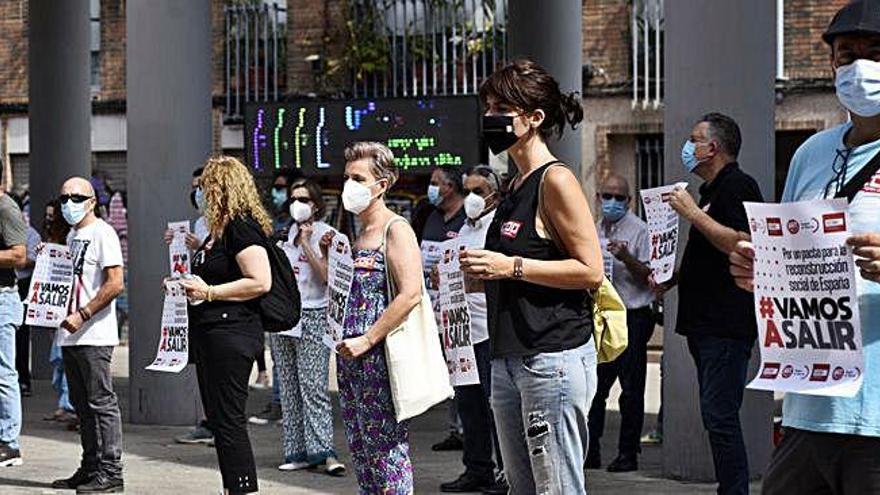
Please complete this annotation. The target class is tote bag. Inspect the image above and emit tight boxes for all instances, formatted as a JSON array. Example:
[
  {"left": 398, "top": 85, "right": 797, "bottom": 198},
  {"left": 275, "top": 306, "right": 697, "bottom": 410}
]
[{"left": 381, "top": 217, "right": 454, "bottom": 422}]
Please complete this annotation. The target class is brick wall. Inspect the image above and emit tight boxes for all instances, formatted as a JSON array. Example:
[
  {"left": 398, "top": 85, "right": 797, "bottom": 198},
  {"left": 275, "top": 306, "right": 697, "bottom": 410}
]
[
  {"left": 783, "top": 0, "right": 848, "bottom": 81},
  {"left": 582, "top": 0, "right": 631, "bottom": 88},
  {"left": 98, "top": 0, "right": 125, "bottom": 101},
  {"left": 0, "top": 0, "right": 28, "bottom": 104},
  {"left": 286, "top": 0, "right": 347, "bottom": 95}
]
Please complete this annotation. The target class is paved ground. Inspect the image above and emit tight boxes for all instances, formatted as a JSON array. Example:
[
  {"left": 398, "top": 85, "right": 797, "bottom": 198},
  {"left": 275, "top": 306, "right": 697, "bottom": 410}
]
[{"left": 0, "top": 346, "right": 759, "bottom": 494}]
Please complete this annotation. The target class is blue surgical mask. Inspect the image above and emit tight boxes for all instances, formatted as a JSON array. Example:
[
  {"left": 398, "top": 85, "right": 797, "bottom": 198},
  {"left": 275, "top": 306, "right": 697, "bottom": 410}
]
[
  {"left": 427, "top": 185, "right": 442, "bottom": 206},
  {"left": 835, "top": 59, "right": 880, "bottom": 118},
  {"left": 61, "top": 201, "right": 88, "bottom": 226},
  {"left": 601, "top": 198, "right": 627, "bottom": 223},
  {"left": 681, "top": 140, "right": 702, "bottom": 173},
  {"left": 194, "top": 187, "right": 206, "bottom": 212},
  {"left": 271, "top": 188, "right": 288, "bottom": 208}
]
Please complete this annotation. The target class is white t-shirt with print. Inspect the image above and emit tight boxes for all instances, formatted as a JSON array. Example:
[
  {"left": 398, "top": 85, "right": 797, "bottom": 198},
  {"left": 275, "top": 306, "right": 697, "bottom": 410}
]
[
  {"left": 57, "top": 219, "right": 124, "bottom": 347},
  {"left": 283, "top": 221, "right": 334, "bottom": 309},
  {"left": 455, "top": 209, "right": 496, "bottom": 345}
]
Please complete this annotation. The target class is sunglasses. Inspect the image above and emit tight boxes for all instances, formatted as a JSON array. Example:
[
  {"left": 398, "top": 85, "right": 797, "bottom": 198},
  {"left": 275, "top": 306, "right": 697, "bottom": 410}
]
[
  {"left": 291, "top": 196, "right": 312, "bottom": 203},
  {"left": 59, "top": 194, "right": 93, "bottom": 204},
  {"left": 272, "top": 185, "right": 288, "bottom": 192},
  {"left": 600, "top": 193, "right": 628, "bottom": 202}
]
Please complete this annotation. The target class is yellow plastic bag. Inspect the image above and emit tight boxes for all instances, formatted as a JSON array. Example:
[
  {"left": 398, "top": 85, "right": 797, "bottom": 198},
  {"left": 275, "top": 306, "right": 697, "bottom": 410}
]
[{"left": 592, "top": 277, "right": 629, "bottom": 363}]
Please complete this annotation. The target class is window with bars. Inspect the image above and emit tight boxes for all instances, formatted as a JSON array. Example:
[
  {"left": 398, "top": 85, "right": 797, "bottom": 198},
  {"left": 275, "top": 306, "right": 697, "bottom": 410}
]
[
  {"left": 631, "top": 0, "right": 663, "bottom": 110},
  {"left": 635, "top": 133, "right": 664, "bottom": 215},
  {"left": 347, "top": 0, "right": 508, "bottom": 99}
]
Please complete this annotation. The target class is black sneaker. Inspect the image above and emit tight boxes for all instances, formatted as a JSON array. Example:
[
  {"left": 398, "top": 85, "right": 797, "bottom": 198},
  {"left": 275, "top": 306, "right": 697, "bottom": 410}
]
[
  {"left": 19, "top": 383, "right": 31, "bottom": 397},
  {"left": 248, "top": 401, "right": 282, "bottom": 425},
  {"left": 0, "top": 442, "right": 22, "bottom": 467},
  {"left": 483, "top": 473, "right": 509, "bottom": 495},
  {"left": 52, "top": 468, "right": 95, "bottom": 489},
  {"left": 606, "top": 454, "right": 638, "bottom": 473},
  {"left": 440, "top": 472, "right": 493, "bottom": 493},
  {"left": 76, "top": 473, "right": 124, "bottom": 493},
  {"left": 584, "top": 450, "right": 601, "bottom": 470},
  {"left": 431, "top": 432, "right": 464, "bottom": 451}
]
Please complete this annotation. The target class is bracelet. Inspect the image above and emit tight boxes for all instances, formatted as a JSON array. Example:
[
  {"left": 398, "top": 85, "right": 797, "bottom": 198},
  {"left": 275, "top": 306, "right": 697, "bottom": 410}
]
[
  {"left": 207, "top": 285, "right": 214, "bottom": 302},
  {"left": 512, "top": 256, "right": 524, "bottom": 279}
]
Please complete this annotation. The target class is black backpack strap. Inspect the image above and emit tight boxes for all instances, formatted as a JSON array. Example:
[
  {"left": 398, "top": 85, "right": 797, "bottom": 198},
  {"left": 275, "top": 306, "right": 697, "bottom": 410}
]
[{"left": 835, "top": 150, "right": 880, "bottom": 203}]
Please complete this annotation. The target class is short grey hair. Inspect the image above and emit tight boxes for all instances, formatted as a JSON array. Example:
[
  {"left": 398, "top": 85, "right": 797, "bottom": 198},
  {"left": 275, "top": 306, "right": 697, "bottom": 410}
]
[{"left": 343, "top": 141, "right": 399, "bottom": 189}]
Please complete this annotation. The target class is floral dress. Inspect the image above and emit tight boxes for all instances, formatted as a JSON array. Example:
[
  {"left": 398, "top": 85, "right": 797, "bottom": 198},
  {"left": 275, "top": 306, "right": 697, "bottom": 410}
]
[{"left": 337, "top": 248, "right": 413, "bottom": 494}]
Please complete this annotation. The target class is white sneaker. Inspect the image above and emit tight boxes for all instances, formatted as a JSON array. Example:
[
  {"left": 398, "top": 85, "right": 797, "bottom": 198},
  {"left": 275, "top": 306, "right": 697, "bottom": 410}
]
[
  {"left": 278, "top": 461, "right": 311, "bottom": 471},
  {"left": 324, "top": 457, "right": 346, "bottom": 476}
]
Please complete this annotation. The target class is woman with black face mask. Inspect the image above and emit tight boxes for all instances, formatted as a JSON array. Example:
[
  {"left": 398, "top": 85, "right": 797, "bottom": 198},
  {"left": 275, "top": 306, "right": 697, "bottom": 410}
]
[{"left": 461, "top": 59, "right": 604, "bottom": 495}]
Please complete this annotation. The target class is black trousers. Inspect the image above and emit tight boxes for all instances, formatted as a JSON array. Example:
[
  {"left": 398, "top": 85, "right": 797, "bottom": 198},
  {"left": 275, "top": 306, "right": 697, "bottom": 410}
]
[
  {"left": 762, "top": 428, "right": 880, "bottom": 495},
  {"left": 456, "top": 340, "right": 503, "bottom": 479},
  {"left": 588, "top": 306, "right": 655, "bottom": 458},
  {"left": 16, "top": 279, "right": 30, "bottom": 388},
  {"left": 193, "top": 322, "right": 262, "bottom": 494}
]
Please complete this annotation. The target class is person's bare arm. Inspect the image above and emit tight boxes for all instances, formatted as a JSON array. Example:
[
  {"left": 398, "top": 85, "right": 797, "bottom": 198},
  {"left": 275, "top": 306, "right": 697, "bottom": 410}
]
[
  {"left": 61, "top": 265, "right": 124, "bottom": 333},
  {"left": 337, "top": 220, "right": 422, "bottom": 359},
  {"left": 181, "top": 245, "right": 272, "bottom": 302},
  {"left": 0, "top": 245, "right": 27, "bottom": 270},
  {"left": 669, "top": 188, "right": 749, "bottom": 255}
]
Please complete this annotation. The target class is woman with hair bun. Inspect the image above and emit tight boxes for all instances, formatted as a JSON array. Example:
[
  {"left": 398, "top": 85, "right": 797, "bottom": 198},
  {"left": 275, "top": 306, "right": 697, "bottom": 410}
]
[{"left": 461, "top": 59, "right": 604, "bottom": 495}]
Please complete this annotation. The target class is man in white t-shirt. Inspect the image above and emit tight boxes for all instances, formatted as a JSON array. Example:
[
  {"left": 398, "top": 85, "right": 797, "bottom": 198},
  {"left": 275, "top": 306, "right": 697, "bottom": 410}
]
[
  {"left": 439, "top": 166, "right": 507, "bottom": 494},
  {"left": 50, "top": 177, "right": 125, "bottom": 493}
]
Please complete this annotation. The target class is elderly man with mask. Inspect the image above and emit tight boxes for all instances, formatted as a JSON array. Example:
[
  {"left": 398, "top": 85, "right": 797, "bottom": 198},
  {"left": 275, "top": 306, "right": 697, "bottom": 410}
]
[
  {"left": 585, "top": 173, "right": 654, "bottom": 473},
  {"left": 730, "top": 2, "right": 880, "bottom": 492},
  {"left": 439, "top": 165, "right": 507, "bottom": 494}
]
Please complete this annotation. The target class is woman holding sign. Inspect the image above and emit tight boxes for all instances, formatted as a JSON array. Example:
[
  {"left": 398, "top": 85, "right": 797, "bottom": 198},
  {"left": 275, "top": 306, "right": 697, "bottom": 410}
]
[
  {"left": 274, "top": 178, "right": 345, "bottom": 475},
  {"left": 181, "top": 156, "right": 273, "bottom": 495},
  {"left": 322, "top": 142, "right": 423, "bottom": 494},
  {"left": 461, "top": 59, "right": 604, "bottom": 495}
]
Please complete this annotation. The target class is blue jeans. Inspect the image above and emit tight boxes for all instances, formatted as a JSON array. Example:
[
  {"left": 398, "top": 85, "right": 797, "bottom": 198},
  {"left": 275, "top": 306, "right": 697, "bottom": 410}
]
[
  {"left": 49, "top": 338, "right": 73, "bottom": 412},
  {"left": 492, "top": 341, "right": 597, "bottom": 495},
  {"left": 687, "top": 334, "right": 753, "bottom": 495},
  {"left": 0, "top": 291, "right": 22, "bottom": 449}
]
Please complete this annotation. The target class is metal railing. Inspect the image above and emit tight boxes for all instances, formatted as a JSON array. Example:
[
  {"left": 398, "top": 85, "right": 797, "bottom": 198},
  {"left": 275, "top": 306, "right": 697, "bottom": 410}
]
[
  {"left": 225, "top": 2, "right": 287, "bottom": 121},
  {"left": 632, "top": 0, "right": 663, "bottom": 110},
  {"left": 347, "top": 0, "right": 508, "bottom": 99},
  {"left": 635, "top": 133, "right": 664, "bottom": 216}
]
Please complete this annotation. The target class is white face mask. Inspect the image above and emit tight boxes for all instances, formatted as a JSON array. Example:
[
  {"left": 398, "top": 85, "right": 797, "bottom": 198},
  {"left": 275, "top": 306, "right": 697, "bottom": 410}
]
[
  {"left": 835, "top": 59, "right": 880, "bottom": 117},
  {"left": 463, "top": 192, "right": 487, "bottom": 220},
  {"left": 341, "top": 179, "right": 381, "bottom": 214},
  {"left": 290, "top": 200, "right": 313, "bottom": 223}
]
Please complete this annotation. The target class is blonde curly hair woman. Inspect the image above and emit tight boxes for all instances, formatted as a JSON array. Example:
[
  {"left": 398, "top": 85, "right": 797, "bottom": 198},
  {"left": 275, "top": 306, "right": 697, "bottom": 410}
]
[{"left": 181, "top": 156, "right": 273, "bottom": 495}]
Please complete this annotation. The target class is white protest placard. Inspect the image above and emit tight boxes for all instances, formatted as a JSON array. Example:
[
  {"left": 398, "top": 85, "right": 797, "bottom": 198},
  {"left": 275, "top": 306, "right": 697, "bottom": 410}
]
[
  {"left": 168, "top": 221, "right": 191, "bottom": 278},
  {"left": 639, "top": 183, "right": 687, "bottom": 284},
  {"left": 438, "top": 240, "right": 479, "bottom": 386},
  {"left": 600, "top": 238, "right": 614, "bottom": 280},
  {"left": 325, "top": 234, "right": 354, "bottom": 350},
  {"left": 146, "top": 280, "right": 189, "bottom": 373},
  {"left": 25, "top": 243, "right": 74, "bottom": 328},
  {"left": 744, "top": 199, "right": 863, "bottom": 396}
]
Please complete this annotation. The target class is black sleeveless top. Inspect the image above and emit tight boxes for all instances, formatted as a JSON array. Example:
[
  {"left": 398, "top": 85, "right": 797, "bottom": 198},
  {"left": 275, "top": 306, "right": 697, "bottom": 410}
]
[{"left": 485, "top": 162, "right": 593, "bottom": 357}]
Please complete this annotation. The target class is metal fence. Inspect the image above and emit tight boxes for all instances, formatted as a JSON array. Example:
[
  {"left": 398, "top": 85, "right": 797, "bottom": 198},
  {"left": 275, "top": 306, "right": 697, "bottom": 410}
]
[
  {"left": 632, "top": 0, "right": 663, "bottom": 110},
  {"left": 225, "top": 2, "right": 287, "bottom": 121},
  {"left": 635, "top": 133, "right": 664, "bottom": 215},
  {"left": 347, "top": 0, "right": 508, "bottom": 99}
]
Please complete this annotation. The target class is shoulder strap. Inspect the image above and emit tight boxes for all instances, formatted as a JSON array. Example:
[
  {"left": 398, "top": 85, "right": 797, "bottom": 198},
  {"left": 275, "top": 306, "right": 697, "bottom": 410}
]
[
  {"left": 536, "top": 162, "right": 567, "bottom": 256},
  {"left": 381, "top": 216, "right": 409, "bottom": 299},
  {"left": 835, "top": 150, "right": 880, "bottom": 203}
]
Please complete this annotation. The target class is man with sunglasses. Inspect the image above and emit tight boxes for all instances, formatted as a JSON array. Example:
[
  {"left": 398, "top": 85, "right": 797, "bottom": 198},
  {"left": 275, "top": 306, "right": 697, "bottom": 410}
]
[
  {"left": 51, "top": 178, "right": 125, "bottom": 493},
  {"left": 0, "top": 182, "right": 27, "bottom": 468},
  {"left": 730, "top": 2, "right": 880, "bottom": 492},
  {"left": 586, "top": 173, "right": 655, "bottom": 473}
]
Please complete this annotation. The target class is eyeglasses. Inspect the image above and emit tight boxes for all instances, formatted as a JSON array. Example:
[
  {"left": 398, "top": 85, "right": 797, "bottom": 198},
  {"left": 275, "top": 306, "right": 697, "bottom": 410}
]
[
  {"left": 600, "top": 193, "right": 628, "bottom": 202},
  {"left": 58, "top": 194, "right": 93, "bottom": 204},
  {"left": 467, "top": 165, "right": 502, "bottom": 192}
]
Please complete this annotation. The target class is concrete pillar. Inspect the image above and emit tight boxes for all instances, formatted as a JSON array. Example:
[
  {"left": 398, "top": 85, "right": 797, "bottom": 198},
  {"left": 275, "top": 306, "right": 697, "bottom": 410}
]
[
  {"left": 127, "top": 0, "right": 212, "bottom": 424},
  {"left": 662, "top": 0, "right": 775, "bottom": 481},
  {"left": 507, "top": 0, "right": 583, "bottom": 176},
  {"left": 28, "top": 0, "right": 92, "bottom": 380}
]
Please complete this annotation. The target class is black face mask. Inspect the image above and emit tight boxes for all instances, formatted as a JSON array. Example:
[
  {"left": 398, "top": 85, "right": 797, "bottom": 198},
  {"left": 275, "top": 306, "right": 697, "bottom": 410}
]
[
  {"left": 482, "top": 115, "right": 519, "bottom": 155},
  {"left": 190, "top": 189, "right": 198, "bottom": 210}
]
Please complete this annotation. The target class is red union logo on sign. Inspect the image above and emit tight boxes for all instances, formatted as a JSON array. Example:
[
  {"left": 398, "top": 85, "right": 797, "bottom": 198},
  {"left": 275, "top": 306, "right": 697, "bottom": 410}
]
[
  {"left": 501, "top": 221, "right": 522, "bottom": 239},
  {"left": 822, "top": 212, "right": 846, "bottom": 233},
  {"left": 760, "top": 362, "right": 781, "bottom": 379},
  {"left": 810, "top": 363, "right": 831, "bottom": 382},
  {"left": 766, "top": 217, "right": 783, "bottom": 236}
]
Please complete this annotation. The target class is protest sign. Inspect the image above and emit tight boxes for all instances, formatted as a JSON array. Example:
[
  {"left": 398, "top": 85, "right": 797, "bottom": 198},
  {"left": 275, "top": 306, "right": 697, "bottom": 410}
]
[
  {"left": 146, "top": 280, "right": 189, "bottom": 373},
  {"left": 600, "top": 238, "right": 614, "bottom": 280},
  {"left": 744, "top": 199, "right": 862, "bottom": 396},
  {"left": 325, "top": 234, "right": 354, "bottom": 350},
  {"left": 168, "top": 221, "right": 191, "bottom": 278},
  {"left": 438, "top": 240, "right": 479, "bottom": 386},
  {"left": 25, "top": 243, "right": 74, "bottom": 328},
  {"left": 639, "top": 183, "right": 687, "bottom": 284}
]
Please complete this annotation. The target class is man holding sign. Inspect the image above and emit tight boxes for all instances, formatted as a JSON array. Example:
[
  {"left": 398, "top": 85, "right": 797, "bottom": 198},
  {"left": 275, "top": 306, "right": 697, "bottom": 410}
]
[
  {"left": 50, "top": 177, "right": 125, "bottom": 493},
  {"left": 665, "top": 113, "right": 763, "bottom": 495},
  {"left": 730, "top": 3, "right": 880, "bottom": 492}
]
